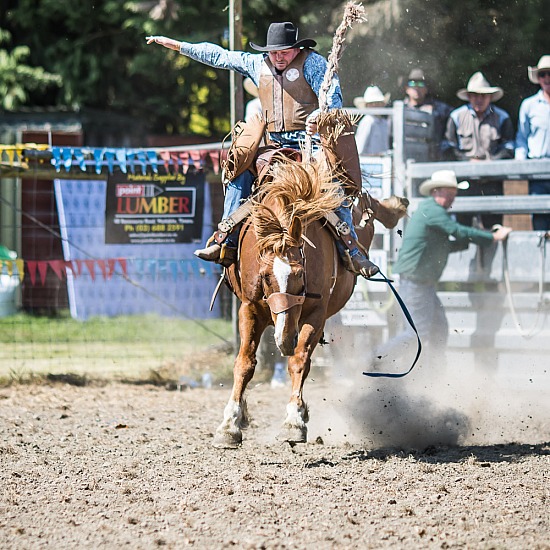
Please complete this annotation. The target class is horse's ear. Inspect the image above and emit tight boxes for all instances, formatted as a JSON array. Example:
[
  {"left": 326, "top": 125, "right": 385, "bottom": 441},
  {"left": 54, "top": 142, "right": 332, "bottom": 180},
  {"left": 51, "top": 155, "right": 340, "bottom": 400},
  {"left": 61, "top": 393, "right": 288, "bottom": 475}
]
[{"left": 289, "top": 216, "right": 302, "bottom": 243}]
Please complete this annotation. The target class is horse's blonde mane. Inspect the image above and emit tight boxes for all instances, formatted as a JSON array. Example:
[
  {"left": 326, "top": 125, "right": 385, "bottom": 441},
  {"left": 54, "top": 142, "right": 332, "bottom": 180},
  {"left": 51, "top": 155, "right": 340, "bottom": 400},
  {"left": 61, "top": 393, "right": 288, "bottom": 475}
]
[{"left": 251, "top": 156, "right": 343, "bottom": 260}]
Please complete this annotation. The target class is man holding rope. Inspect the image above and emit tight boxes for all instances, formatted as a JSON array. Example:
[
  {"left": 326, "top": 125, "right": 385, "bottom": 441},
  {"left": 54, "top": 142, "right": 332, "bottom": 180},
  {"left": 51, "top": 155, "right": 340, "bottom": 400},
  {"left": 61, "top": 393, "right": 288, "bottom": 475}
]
[
  {"left": 147, "top": 20, "right": 379, "bottom": 278},
  {"left": 373, "top": 170, "right": 512, "bottom": 369}
]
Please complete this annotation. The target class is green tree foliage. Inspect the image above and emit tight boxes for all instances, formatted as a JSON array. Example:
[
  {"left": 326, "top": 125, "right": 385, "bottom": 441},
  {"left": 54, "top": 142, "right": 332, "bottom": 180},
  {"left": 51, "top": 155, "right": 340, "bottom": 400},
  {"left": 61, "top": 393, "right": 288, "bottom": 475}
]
[
  {"left": 2, "top": 0, "right": 338, "bottom": 138},
  {"left": 0, "top": 28, "right": 61, "bottom": 110},
  {"left": 3, "top": 0, "right": 546, "bottom": 137},
  {"left": 6, "top": 0, "right": 171, "bottom": 127}
]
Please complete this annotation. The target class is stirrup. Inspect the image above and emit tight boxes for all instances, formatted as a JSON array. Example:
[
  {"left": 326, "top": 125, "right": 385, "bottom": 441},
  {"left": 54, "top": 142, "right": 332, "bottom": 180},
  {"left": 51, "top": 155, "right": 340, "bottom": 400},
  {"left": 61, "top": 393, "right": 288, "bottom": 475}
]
[{"left": 341, "top": 250, "right": 380, "bottom": 279}]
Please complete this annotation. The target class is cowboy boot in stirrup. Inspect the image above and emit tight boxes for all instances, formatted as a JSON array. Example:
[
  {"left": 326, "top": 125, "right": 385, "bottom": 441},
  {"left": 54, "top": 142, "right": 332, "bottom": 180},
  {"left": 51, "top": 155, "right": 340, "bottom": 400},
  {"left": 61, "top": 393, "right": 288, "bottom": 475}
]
[
  {"left": 194, "top": 240, "right": 237, "bottom": 268},
  {"left": 194, "top": 216, "right": 239, "bottom": 267},
  {"left": 352, "top": 253, "right": 380, "bottom": 279},
  {"left": 328, "top": 211, "right": 380, "bottom": 279},
  {"left": 342, "top": 249, "right": 380, "bottom": 279},
  {"left": 194, "top": 198, "right": 254, "bottom": 267},
  {"left": 194, "top": 243, "right": 222, "bottom": 261}
]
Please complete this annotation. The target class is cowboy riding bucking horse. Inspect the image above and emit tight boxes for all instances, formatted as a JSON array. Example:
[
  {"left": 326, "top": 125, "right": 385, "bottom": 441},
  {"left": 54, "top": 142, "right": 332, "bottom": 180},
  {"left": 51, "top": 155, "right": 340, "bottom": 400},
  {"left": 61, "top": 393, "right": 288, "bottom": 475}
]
[{"left": 147, "top": 20, "right": 382, "bottom": 279}]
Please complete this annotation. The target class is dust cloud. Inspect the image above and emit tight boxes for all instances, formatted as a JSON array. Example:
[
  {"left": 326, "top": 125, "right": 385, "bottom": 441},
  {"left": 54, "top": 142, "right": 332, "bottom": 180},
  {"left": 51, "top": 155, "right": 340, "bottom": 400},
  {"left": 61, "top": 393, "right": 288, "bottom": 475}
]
[{"left": 310, "top": 323, "right": 550, "bottom": 450}]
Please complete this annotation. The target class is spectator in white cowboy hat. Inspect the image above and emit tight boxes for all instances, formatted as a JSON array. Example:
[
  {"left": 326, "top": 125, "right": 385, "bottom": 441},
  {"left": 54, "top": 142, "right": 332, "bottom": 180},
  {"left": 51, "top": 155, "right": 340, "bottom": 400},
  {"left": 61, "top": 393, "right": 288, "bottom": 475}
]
[
  {"left": 515, "top": 55, "right": 550, "bottom": 231},
  {"left": 353, "top": 85, "right": 391, "bottom": 156},
  {"left": 243, "top": 77, "right": 262, "bottom": 122},
  {"left": 442, "top": 71, "right": 515, "bottom": 229},
  {"left": 372, "top": 169, "right": 511, "bottom": 368},
  {"left": 403, "top": 68, "right": 452, "bottom": 160}
]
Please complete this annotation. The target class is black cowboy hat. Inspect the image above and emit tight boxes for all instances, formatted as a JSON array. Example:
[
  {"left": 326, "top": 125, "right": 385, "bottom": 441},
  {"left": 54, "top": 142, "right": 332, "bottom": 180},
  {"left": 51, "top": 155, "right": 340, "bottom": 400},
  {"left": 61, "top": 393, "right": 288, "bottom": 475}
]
[{"left": 250, "top": 22, "right": 316, "bottom": 52}]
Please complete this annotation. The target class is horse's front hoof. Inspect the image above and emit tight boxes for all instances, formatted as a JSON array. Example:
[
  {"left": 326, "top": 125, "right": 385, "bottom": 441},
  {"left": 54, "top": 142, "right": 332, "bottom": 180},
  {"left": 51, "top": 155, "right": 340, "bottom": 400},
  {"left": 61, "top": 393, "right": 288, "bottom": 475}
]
[
  {"left": 277, "top": 424, "right": 307, "bottom": 443},
  {"left": 212, "top": 430, "right": 242, "bottom": 449}
]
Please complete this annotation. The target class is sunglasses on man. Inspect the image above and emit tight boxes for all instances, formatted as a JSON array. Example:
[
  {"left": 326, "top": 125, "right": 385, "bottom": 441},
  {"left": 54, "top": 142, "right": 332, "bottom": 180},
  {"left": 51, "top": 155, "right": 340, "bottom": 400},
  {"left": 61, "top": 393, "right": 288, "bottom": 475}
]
[
  {"left": 538, "top": 71, "right": 550, "bottom": 78},
  {"left": 407, "top": 80, "right": 426, "bottom": 88}
]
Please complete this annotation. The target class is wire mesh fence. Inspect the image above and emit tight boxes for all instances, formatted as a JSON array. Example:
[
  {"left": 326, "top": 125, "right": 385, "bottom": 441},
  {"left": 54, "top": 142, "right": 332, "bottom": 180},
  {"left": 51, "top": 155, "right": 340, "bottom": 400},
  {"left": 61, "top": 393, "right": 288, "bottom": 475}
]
[
  {"left": 0, "top": 157, "right": 238, "bottom": 385},
  {"left": 0, "top": 310, "right": 234, "bottom": 384}
]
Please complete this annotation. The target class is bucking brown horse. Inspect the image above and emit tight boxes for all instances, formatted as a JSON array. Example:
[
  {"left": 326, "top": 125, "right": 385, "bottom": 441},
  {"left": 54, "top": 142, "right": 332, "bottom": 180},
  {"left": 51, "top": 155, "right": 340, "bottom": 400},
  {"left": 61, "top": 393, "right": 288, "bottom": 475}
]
[{"left": 213, "top": 156, "right": 407, "bottom": 448}]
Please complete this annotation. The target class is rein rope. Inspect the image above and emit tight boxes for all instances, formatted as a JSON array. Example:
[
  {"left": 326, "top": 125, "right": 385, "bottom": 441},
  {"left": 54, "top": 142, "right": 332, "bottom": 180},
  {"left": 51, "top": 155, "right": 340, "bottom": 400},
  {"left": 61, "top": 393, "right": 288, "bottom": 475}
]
[{"left": 362, "top": 270, "right": 422, "bottom": 379}]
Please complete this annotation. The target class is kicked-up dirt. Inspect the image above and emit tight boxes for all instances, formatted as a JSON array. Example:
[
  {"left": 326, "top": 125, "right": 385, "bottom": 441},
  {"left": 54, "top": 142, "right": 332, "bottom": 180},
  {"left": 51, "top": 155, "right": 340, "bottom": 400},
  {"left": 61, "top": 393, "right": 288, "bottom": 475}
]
[{"left": 0, "top": 367, "right": 548, "bottom": 549}]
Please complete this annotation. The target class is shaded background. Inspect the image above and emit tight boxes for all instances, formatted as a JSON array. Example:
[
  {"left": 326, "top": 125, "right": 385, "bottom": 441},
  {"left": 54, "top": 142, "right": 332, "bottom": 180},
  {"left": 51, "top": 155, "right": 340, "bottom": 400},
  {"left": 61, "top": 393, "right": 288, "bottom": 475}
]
[{"left": 1, "top": 0, "right": 547, "bottom": 138}]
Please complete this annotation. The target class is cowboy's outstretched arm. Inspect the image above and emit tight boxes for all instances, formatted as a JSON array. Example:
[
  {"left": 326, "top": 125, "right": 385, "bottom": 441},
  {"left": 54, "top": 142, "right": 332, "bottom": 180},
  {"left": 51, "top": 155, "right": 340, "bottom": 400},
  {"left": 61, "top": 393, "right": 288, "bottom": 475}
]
[{"left": 146, "top": 36, "right": 260, "bottom": 77}]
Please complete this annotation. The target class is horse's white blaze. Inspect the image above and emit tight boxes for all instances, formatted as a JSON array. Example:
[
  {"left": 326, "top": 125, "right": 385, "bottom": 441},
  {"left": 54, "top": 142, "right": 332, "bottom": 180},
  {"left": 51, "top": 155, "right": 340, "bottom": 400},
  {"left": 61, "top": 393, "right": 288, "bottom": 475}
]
[
  {"left": 273, "top": 256, "right": 292, "bottom": 346},
  {"left": 274, "top": 312, "right": 287, "bottom": 347},
  {"left": 273, "top": 256, "right": 291, "bottom": 292},
  {"left": 285, "top": 402, "right": 307, "bottom": 428}
]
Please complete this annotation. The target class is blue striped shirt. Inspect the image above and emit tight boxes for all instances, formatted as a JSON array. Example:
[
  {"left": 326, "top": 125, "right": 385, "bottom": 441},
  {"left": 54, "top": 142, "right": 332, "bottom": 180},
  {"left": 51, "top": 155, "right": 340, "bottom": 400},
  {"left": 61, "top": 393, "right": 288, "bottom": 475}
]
[{"left": 515, "top": 90, "right": 550, "bottom": 160}]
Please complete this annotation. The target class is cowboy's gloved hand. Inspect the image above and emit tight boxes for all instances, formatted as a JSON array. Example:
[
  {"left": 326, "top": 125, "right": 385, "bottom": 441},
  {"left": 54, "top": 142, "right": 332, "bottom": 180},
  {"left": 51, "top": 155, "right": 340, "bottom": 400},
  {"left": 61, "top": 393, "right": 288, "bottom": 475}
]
[{"left": 492, "top": 225, "right": 512, "bottom": 241}]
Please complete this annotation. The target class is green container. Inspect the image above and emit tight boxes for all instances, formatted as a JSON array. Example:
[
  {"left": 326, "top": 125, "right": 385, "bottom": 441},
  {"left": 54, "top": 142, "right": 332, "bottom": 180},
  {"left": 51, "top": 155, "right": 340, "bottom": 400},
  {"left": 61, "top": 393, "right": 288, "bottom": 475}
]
[{"left": 0, "top": 246, "right": 18, "bottom": 316}]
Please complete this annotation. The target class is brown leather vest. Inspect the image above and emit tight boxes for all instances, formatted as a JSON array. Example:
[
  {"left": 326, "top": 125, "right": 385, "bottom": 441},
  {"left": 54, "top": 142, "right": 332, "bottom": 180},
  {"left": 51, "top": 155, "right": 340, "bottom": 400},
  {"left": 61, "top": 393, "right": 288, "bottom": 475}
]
[{"left": 258, "top": 49, "right": 319, "bottom": 133}]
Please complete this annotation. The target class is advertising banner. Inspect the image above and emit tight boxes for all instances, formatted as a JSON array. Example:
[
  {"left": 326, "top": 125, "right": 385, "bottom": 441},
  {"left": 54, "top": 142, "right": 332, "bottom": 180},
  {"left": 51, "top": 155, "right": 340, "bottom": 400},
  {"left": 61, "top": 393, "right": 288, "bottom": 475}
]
[
  {"left": 105, "top": 168, "right": 205, "bottom": 244},
  {"left": 54, "top": 177, "right": 218, "bottom": 320}
]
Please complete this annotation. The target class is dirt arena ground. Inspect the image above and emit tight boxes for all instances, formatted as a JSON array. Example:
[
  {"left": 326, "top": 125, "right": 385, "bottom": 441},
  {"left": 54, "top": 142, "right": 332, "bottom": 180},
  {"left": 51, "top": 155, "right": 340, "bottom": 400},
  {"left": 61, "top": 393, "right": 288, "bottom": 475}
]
[{"left": 1, "top": 361, "right": 549, "bottom": 550}]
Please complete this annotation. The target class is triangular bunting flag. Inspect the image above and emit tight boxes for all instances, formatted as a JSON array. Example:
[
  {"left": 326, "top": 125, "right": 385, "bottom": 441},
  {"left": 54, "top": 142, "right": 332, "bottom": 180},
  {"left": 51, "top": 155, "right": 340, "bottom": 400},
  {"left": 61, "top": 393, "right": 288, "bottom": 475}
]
[
  {"left": 37, "top": 262, "right": 48, "bottom": 285},
  {"left": 189, "top": 150, "right": 202, "bottom": 170},
  {"left": 107, "top": 259, "right": 117, "bottom": 279},
  {"left": 74, "top": 259, "right": 84, "bottom": 276},
  {"left": 48, "top": 260, "right": 65, "bottom": 280},
  {"left": 146, "top": 150, "right": 158, "bottom": 174},
  {"left": 117, "top": 258, "right": 128, "bottom": 277},
  {"left": 96, "top": 260, "right": 107, "bottom": 280},
  {"left": 15, "top": 259, "right": 25, "bottom": 282},
  {"left": 84, "top": 259, "right": 96, "bottom": 280},
  {"left": 169, "top": 152, "right": 181, "bottom": 175},
  {"left": 178, "top": 151, "right": 189, "bottom": 174},
  {"left": 159, "top": 151, "right": 172, "bottom": 174},
  {"left": 116, "top": 149, "right": 127, "bottom": 174},
  {"left": 93, "top": 148, "right": 105, "bottom": 174},
  {"left": 27, "top": 261, "right": 37, "bottom": 286},
  {"left": 62, "top": 148, "right": 73, "bottom": 172}
]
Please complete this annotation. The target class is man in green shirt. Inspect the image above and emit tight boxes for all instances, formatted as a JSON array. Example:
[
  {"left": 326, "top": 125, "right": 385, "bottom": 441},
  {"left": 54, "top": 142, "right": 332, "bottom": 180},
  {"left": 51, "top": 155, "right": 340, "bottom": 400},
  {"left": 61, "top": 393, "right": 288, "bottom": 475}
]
[{"left": 378, "top": 169, "right": 511, "bottom": 366}]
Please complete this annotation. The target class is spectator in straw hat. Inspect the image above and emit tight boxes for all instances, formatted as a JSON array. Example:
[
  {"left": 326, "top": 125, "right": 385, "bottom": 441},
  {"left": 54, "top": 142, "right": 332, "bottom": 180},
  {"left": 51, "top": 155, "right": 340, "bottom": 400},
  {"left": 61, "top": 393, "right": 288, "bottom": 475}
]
[
  {"left": 373, "top": 169, "right": 511, "bottom": 367},
  {"left": 515, "top": 55, "right": 550, "bottom": 230},
  {"left": 443, "top": 71, "right": 515, "bottom": 228},
  {"left": 403, "top": 68, "right": 452, "bottom": 159},
  {"left": 353, "top": 85, "right": 391, "bottom": 155}
]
